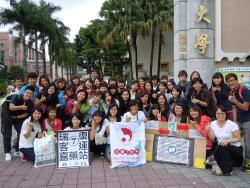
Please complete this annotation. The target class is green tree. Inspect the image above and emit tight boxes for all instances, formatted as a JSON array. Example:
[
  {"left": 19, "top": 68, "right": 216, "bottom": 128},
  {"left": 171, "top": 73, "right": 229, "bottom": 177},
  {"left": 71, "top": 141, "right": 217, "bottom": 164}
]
[
  {"left": 100, "top": 0, "right": 145, "bottom": 80},
  {"left": 0, "top": 0, "right": 37, "bottom": 75},
  {"left": 144, "top": 0, "right": 173, "bottom": 77},
  {"left": 7, "top": 65, "right": 24, "bottom": 80}
]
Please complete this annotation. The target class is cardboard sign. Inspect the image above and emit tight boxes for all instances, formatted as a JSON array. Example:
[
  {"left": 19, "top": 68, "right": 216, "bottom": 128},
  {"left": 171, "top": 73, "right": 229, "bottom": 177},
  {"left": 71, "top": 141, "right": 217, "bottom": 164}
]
[
  {"left": 57, "top": 130, "right": 90, "bottom": 168},
  {"left": 110, "top": 122, "right": 146, "bottom": 168}
]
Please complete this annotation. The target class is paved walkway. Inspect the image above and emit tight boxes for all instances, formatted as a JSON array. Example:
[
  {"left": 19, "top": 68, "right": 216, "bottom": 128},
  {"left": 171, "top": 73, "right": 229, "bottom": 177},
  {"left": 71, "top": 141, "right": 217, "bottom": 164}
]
[{"left": 0, "top": 128, "right": 249, "bottom": 187}]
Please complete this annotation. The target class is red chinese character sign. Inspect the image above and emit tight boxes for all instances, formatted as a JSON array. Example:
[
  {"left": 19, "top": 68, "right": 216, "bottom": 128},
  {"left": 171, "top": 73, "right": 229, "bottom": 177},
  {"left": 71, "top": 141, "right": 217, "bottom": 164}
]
[
  {"left": 57, "top": 130, "right": 90, "bottom": 168},
  {"left": 110, "top": 122, "right": 146, "bottom": 168}
]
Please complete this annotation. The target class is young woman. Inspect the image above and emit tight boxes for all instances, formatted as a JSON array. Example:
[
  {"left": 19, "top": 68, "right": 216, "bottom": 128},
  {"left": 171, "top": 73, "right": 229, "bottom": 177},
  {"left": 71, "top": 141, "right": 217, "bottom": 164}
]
[
  {"left": 189, "top": 78, "right": 214, "bottom": 117},
  {"left": 148, "top": 104, "right": 167, "bottom": 122},
  {"left": 64, "top": 89, "right": 88, "bottom": 118},
  {"left": 118, "top": 89, "right": 131, "bottom": 116},
  {"left": 34, "top": 83, "right": 59, "bottom": 112},
  {"left": 94, "top": 78, "right": 101, "bottom": 90},
  {"left": 108, "top": 84, "right": 119, "bottom": 100},
  {"left": 98, "top": 104, "right": 121, "bottom": 161},
  {"left": 38, "top": 75, "right": 50, "bottom": 92},
  {"left": 64, "top": 112, "right": 84, "bottom": 130},
  {"left": 210, "top": 72, "right": 233, "bottom": 120},
  {"left": 157, "top": 93, "right": 170, "bottom": 121},
  {"left": 84, "top": 78, "right": 94, "bottom": 99},
  {"left": 139, "top": 91, "right": 150, "bottom": 116},
  {"left": 43, "top": 107, "right": 62, "bottom": 134},
  {"left": 70, "top": 75, "right": 81, "bottom": 90},
  {"left": 189, "top": 104, "right": 213, "bottom": 158},
  {"left": 139, "top": 77, "right": 146, "bottom": 93},
  {"left": 87, "top": 111, "right": 105, "bottom": 156},
  {"left": 158, "top": 81, "right": 171, "bottom": 102},
  {"left": 168, "top": 103, "right": 188, "bottom": 123},
  {"left": 169, "top": 85, "right": 187, "bottom": 112},
  {"left": 208, "top": 106, "right": 243, "bottom": 175},
  {"left": 19, "top": 108, "right": 43, "bottom": 162},
  {"left": 56, "top": 78, "right": 67, "bottom": 124},
  {"left": 122, "top": 100, "right": 147, "bottom": 123},
  {"left": 189, "top": 71, "right": 208, "bottom": 89},
  {"left": 100, "top": 91, "right": 119, "bottom": 115},
  {"left": 130, "top": 80, "right": 139, "bottom": 100}
]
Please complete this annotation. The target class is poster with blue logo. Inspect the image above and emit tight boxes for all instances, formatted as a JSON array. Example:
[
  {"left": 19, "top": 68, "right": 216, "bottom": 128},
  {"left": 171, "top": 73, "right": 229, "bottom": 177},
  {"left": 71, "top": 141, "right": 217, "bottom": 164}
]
[
  {"left": 57, "top": 130, "right": 90, "bottom": 168},
  {"left": 110, "top": 122, "right": 146, "bottom": 168}
]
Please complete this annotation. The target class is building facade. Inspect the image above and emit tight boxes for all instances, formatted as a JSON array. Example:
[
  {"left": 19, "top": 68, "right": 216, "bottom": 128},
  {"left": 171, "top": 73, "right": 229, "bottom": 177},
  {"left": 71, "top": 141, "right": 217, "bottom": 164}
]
[
  {"left": 132, "top": 0, "right": 250, "bottom": 84},
  {"left": 0, "top": 32, "right": 50, "bottom": 75}
]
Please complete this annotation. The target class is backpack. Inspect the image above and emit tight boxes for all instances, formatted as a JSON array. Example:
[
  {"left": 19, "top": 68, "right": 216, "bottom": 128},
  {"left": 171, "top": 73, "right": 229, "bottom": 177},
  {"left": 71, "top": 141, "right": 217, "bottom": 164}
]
[
  {"left": 0, "top": 92, "right": 20, "bottom": 135},
  {"left": 237, "top": 85, "right": 249, "bottom": 100}
]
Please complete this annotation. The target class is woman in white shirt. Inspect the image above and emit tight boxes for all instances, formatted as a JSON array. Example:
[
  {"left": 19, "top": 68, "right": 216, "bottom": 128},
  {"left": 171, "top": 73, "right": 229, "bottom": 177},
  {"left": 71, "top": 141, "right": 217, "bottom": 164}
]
[
  {"left": 122, "top": 100, "right": 147, "bottom": 123},
  {"left": 64, "top": 112, "right": 85, "bottom": 130},
  {"left": 19, "top": 108, "right": 43, "bottom": 162},
  {"left": 98, "top": 103, "right": 121, "bottom": 161},
  {"left": 208, "top": 105, "right": 243, "bottom": 175}
]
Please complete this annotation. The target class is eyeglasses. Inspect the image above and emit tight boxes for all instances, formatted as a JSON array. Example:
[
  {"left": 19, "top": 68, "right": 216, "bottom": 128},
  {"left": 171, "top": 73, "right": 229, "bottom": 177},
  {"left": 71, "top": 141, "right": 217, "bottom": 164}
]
[
  {"left": 227, "top": 79, "right": 236, "bottom": 83},
  {"left": 216, "top": 112, "right": 226, "bottom": 116}
]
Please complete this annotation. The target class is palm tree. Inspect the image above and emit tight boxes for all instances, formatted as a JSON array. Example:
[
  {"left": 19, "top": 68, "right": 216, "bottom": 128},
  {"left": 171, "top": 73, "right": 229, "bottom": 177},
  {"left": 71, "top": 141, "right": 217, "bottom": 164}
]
[
  {"left": 100, "top": 0, "right": 145, "bottom": 80},
  {"left": 144, "top": 0, "right": 173, "bottom": 77},
  {"left": 0, "top": 0, "right": 37, "bottom": 75}
]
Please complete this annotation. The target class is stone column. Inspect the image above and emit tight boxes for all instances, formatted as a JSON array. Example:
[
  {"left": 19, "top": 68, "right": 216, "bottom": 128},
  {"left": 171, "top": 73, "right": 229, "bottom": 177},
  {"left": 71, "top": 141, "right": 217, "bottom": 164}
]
[
  {"left": 186, "top": 0, "right": 215, "bottom": 86},
  {"left": 174, "top": 0, "right": 188, "bottom": 82}
]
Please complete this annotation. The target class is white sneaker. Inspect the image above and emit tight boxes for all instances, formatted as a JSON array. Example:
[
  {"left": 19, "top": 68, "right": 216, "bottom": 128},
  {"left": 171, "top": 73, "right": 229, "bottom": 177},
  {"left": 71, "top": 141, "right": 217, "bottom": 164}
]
[
  {"left": 14, "top": 151, "right": 21, "bottom": 157},
  {"left": 5, "top": 153, "right": 11, "bottom": 161}
]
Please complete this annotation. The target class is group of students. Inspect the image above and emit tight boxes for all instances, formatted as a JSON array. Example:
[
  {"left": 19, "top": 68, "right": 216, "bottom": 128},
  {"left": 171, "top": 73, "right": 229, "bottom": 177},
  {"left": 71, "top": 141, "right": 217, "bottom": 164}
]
[{"left": 1, "top": 69, "right": 250, "bottom": 176}]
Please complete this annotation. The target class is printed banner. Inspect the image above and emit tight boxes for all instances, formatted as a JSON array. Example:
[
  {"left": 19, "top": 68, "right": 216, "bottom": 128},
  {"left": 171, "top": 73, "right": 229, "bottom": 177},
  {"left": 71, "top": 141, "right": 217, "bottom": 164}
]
[
  {"left": 110, "top": 122, "right": 146, "bottom": 168},
  {"left": 57, "top": 130, "right": 90, "bottom": 168}
]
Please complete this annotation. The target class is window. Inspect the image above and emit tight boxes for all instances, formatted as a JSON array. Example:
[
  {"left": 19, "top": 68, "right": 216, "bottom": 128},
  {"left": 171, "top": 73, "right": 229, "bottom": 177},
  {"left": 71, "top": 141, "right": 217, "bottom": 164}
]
[
  {"left": 137, "top": 64, "right": 143, "bottom": 72},
  {"left": 160, "top": 62, "right": 169, "bottom": 72},
  {"left": 0, "top": 51, "right": 4, "bottom": 65}
]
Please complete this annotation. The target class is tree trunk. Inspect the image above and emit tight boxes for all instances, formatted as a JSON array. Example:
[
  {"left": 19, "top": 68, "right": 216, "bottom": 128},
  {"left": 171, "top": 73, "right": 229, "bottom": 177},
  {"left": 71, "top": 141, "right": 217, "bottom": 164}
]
[
  {"left": 55, "top": 60, "right": 58, "bottom": 78},
  {"left": 61, "top": 63, "right": 64, "bottom": 78},
  {"left": 21, "top": 25, "right": 27, "bottom": 76},
  {"left": 126, "top": 40, "right": 133, "bottom": 81},
  {"left": 49, "top": 41, "right": 53, "bottom": 80},
  {"left": 98, "top": 60, "right": 103, "bottom": 79},
  {"left": 66, "top": 66, "right": 69, "bottom": 81},
  {"left": 150, "top": 24, "right": 156, "bottom": 77},
  {"left": 157, "top": 31, "right": 162, "bottom": 77},
  {"left": 42, "top": 38, "right": 46, "bottom": 75},
  {"left": 35, "top": 32, "right": 39, "bottom": 76},
  {"left": 132, "top": 34, "right": 138, "bottom": 80}
]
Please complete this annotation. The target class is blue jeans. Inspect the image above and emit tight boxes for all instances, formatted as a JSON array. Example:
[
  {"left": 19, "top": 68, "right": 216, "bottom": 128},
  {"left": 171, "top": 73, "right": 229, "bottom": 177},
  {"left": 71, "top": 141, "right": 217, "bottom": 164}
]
[
  {"left": 105, "top": 144, "right": 111, "bottom": 160},
  {"left": 20, "top": 148, "right": 35, "bottom": 162}
]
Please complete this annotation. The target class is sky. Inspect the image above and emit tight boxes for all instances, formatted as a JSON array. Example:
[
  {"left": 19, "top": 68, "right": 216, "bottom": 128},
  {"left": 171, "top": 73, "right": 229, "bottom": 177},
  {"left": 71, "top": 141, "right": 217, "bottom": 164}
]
[{"left": 0, "top": 0, "right": 106, "bottom": 41}]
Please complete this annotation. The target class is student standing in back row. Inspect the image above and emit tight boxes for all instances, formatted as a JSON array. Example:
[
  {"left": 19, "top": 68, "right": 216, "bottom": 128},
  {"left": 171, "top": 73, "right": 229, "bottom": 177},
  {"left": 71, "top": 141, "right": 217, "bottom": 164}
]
[{"left": 226, "top": 73, "right": 250, "bottom": 172}]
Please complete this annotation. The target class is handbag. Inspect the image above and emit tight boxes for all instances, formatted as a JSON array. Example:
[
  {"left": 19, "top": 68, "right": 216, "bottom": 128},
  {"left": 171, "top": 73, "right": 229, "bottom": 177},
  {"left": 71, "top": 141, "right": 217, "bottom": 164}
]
[{"left": 34, "top": 131, "right": 56, "bottom": 167}]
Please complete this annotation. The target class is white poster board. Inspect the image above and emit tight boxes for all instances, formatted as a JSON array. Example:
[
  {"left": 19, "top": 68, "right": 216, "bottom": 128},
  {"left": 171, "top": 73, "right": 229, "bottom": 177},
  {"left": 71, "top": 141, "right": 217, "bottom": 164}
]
[
  {"left": 155, "top": 136, "right": 190, "bottom": 165},
  {"left": 110, "top": 122, "right": 146, "bottom": 168},
  {"left": 57, "top": 130, "right": 90, "bottom": 168}
]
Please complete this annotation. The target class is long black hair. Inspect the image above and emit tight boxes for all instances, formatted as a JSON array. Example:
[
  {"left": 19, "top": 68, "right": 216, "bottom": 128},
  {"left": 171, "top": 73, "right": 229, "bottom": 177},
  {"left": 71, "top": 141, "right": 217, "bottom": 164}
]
[
  {"left": 68, "top": 112, "right": 83, "bottom": 128},
  {"left": 30, "top": 107, "right": 43, "bottom": 129},
  {"left": 148, "top": 104, "right": 161, "bottom": 121},
  {"left": 211, "top": 72, "right": 228, "bottom": 96},
  {"left": 106, "top": 103, "right": 121, "bottom": 122}
]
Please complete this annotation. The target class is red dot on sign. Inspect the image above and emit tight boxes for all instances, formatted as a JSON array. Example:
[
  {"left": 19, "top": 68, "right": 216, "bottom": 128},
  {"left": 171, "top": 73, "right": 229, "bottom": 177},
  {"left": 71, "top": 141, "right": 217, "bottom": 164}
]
[{"left": 122, "top": 137, "right": 126, "bottom": 142}]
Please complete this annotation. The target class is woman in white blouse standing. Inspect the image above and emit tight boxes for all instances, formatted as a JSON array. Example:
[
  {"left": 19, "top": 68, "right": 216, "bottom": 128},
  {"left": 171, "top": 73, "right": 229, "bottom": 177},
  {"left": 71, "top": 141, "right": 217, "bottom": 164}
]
[
  {"left": 98, "top": 103, "right": 121, "bottom": 161},
  {"left": 208, "top": 105, "right": 243, "bottom": 175}
]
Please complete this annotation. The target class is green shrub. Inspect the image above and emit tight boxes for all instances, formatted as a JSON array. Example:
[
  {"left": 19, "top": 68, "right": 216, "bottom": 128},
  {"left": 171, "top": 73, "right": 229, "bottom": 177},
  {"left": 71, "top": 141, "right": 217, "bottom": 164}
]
[{"left": 0, "top": 82, "right": 7, "bottom": 96}]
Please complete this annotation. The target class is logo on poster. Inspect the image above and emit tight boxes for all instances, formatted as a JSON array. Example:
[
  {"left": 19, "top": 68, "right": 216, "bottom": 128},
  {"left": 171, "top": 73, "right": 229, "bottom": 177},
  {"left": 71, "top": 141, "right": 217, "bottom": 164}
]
[
  {"left": 121, "top": 128, "right": 133, "bottom": 143},
  {"left": 168, "top": 145, "right": 176, "bottom": 154}
]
